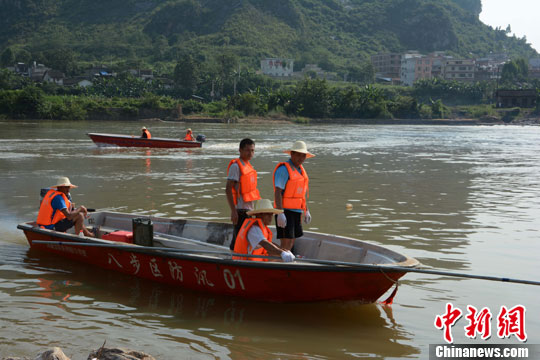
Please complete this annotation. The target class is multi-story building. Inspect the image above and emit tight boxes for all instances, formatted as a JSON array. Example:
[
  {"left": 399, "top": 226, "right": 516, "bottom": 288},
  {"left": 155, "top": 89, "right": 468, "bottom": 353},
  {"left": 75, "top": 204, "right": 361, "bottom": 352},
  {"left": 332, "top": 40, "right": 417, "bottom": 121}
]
[
  {"left": 400, "top": 55, "right": 433, "bottom": 86},
  {"left": 260, "top": 58, "right": 294, "bottom": 77},
  {"left": 371, "top": 53, "right": 402, "bottom": 82},
  {"left": 443, "top": 59, "right": 475, "bottom": 82}
]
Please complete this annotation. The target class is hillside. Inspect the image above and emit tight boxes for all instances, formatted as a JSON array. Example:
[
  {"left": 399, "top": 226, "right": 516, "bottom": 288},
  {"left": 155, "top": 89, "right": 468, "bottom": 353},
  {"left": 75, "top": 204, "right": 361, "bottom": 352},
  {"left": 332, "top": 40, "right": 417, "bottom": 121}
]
[{"left": 0, "top": 0, "right": 537, "bottom": 73}]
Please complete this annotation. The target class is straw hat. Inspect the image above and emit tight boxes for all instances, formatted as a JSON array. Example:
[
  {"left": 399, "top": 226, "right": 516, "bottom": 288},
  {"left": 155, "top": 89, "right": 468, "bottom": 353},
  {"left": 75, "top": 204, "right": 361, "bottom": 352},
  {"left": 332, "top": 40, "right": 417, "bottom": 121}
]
[
  {"left": 186, "top": 128, "right": 192, "bottom": 132},
  {"left": 247, "top": 199, "right": 284, "bottom": 216},
  {"left": 51, "top": 176, "right": 78, "bottom": 189},
  {"left": 284, "top": 140, "right": 315, "bottom": 158},
  {"left": 141, "top": 126, "right": 147, "bottom": 130}
]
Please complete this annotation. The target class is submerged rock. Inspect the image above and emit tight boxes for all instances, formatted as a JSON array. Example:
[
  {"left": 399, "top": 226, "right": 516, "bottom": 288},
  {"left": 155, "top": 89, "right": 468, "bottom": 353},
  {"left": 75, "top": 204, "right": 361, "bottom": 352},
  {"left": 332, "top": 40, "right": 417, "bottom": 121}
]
[
  {"left": 35, "top": 347, "right": 70, "bottom": 360},
  {"left": 2, "top": 347, "right": 155, "bottom": 360},
  {"left": 86, "top": 348, "right": 155, "bottom": 360}
]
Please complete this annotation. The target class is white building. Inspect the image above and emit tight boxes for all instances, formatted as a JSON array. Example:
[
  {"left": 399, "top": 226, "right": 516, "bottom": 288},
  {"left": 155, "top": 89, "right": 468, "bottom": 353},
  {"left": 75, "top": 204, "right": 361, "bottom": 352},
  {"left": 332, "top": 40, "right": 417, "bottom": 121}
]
[
  {"left": 260, "top": 58, "right": 294, "bottom": 77},
  {"left": 400, "top": 56, "right": 420, "bottom": 86}
]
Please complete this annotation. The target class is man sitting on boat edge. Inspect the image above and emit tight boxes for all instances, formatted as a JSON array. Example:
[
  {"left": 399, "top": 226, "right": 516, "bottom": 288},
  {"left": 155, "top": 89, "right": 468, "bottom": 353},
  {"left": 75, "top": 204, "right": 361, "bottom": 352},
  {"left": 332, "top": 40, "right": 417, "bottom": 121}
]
[
  {"left": 233, "top": 199, "right": 295, "bottom": 262},
  {"left": 141, "top": 126, "right": 151, "bottom": 139},
  {"left": 36, "top": 177, "right": 94, "bottom": 237}
]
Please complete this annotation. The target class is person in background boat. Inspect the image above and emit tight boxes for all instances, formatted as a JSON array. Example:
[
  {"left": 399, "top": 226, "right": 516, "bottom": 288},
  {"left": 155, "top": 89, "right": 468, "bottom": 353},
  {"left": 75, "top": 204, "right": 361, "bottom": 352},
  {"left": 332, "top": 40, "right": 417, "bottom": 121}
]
[
  {"left": 183, "top": 128, "right": 195, "bottom": 141},
  {"left": 36, "top": 177, "right": 94, "bottom": 237},
  {"left": 273, "top": 140, "right": 315, "bottom": 251},
  {"left": 141, "top": 126, "right": 151, "bottom": 139},
  {"left": 226, "top": 138, "right": 261, "bottom": 250},
  {"left": 233, "top": 199, "right": 295, "bottom": 262}
]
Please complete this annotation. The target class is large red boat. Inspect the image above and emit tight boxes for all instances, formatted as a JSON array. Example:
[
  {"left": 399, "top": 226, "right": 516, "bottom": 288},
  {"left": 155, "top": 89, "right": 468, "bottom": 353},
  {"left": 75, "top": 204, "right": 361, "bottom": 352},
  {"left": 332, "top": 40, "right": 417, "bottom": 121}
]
[
  {"left": 17, "top": 211, "right": 419, "bottom": 303},
  {"left": 87, "top": 133, "right": 203, "bottom": 148}
]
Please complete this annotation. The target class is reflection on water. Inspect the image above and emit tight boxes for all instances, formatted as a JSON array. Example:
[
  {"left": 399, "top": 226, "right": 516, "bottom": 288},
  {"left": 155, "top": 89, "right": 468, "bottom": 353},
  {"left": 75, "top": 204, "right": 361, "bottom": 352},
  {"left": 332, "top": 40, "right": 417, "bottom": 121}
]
[
  {"left": 0, "top": 246, "right": 418, "bottom": 358},
  {"left": 1, "top": 121, "right": 540, "bottom": 358}
]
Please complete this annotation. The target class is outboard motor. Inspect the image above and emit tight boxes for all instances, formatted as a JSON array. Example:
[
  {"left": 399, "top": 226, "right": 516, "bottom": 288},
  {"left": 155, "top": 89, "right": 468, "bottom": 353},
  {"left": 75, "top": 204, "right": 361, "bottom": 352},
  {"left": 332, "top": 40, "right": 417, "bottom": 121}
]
[{"left": 196, "top": 134, "right": 206, "bottom": 143}]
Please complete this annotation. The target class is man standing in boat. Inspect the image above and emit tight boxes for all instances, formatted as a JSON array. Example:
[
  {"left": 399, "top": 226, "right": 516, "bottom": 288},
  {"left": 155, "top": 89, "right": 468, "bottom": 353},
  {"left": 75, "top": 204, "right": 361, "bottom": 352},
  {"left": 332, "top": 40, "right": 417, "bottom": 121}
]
[
  {"left": 141, "top": 126, "right": 151, "bottom": 138},
  {"left": 273, "top": 141, "right": 314, "bottom": 251},
  {"left": 226, "top": 138, "right": 261, "bottom": 250},
  {"left": 36, "top": 177, "right": 94, "bottom": 237},
  {"left": 233, "top": 199, "right": 295, "bottom": 262}
]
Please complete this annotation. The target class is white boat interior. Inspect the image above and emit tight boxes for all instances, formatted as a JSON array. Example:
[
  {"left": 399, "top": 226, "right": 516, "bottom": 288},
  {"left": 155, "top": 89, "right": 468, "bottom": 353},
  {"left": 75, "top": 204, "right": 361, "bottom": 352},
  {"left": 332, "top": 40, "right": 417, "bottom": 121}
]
[{"left": 80, "top": 211, "right": 418, "bottom": 267}]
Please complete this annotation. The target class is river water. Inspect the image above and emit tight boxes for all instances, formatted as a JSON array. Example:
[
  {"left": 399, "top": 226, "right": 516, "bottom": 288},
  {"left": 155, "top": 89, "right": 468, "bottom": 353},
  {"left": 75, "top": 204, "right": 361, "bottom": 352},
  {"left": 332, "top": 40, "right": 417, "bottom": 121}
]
[{"left": 1, "top": 120, "right": 539, "bottom": 359}]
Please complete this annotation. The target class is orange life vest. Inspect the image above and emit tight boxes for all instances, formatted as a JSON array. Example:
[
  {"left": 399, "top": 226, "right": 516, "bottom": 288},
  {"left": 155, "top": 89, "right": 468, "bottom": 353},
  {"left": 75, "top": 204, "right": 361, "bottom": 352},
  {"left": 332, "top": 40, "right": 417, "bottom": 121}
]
[
  {"left": 184, "top": 132, "right": 194, "bottom": 141},
  {"left": 142, "top": 129, "right": 151, "bottom": 139},
  {"left": 227, "top": 158, "right": 261, "bottom": 205},
  {"left": 36, "top": 189, "right": 71, "bottom": 227},
  {"left": 233, "top": 218, "right": 272, "bottom": 261},
  {"left": 273, "top": 161, "right": 309, "bottom": 211}
]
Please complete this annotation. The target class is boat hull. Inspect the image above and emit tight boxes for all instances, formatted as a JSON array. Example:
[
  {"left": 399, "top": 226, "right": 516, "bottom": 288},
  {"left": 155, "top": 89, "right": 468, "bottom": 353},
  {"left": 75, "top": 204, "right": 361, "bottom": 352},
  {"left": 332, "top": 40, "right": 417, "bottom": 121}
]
[
  {"left": 18, "top": 226, "right": 410, "bottom": 303},
  {"left": 87, "top": 133, "right": 202, "bottom": 148}
]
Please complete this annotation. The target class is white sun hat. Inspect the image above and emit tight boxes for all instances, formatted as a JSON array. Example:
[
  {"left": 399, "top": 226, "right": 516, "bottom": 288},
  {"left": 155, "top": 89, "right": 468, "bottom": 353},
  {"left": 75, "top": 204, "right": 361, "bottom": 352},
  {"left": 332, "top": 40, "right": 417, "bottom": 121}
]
[
  {"left": 284, "top": 140, "right": 315, "bottom": 158},
  {"left": 247, "top": 199, "right": 284, "bottom": 216},
  {"left": 51, "top": 176, "right": 78, "bottom": 188},
  {"left": 141, "top": 126, "right": 147, "bottom": 130}
]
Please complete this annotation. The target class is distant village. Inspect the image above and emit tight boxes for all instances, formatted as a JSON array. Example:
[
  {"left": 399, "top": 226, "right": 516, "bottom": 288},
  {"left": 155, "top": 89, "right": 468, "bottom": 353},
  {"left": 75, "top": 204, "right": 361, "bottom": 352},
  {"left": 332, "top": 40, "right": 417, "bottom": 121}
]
[
  {"left": 260, "top": 52, "right": 540, "bottom": 86},
  {"left": 4, "top": 51, "right": 540, "bottom": 109},
  {"left": 6, "top": 61, "right": 173, "bottom": 89},
  {"left": 7, "top": 51, "right": 540, "bottom": 88}
]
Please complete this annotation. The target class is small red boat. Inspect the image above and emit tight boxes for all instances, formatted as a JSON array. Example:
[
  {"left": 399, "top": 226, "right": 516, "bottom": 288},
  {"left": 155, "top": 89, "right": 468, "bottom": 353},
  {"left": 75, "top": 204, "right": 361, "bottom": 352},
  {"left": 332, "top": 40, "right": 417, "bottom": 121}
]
[
  {"left": 87, "top": 133, "right": 203, "bottom": 148},
  {"left": 17, "top": 211, "right": 419, "bottom": 303}
]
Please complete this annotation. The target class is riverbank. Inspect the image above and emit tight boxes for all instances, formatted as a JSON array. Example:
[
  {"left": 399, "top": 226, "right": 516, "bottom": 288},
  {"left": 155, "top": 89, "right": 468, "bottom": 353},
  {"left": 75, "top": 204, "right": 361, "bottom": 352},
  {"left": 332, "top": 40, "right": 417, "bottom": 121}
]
[{"left": 175, "top": 111, "right": 540, "bottom": 126}]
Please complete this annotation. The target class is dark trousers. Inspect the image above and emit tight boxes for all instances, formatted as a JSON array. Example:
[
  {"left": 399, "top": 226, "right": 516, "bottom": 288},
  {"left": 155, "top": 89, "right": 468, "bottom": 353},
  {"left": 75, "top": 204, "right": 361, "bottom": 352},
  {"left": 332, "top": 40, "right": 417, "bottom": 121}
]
[{"left": 230, "top": 209, "right": 249, "bottom": 250}]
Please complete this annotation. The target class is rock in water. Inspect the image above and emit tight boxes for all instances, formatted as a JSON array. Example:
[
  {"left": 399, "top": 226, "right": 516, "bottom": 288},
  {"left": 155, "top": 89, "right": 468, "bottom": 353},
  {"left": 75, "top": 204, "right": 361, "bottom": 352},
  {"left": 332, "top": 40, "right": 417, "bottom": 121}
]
[
  {"left": 86, "top": 348, "right": 155, "bottom": 360},
  {"left": 35, "top": 347, "right": 70, "bottom": 360}
]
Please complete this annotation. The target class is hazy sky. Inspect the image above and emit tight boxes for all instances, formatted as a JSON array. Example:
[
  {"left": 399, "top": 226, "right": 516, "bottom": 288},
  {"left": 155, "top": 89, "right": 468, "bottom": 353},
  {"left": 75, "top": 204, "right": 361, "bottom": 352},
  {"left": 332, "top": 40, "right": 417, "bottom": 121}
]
[{"left": 480, "top": 0, "right": 540, "bottom": 53}]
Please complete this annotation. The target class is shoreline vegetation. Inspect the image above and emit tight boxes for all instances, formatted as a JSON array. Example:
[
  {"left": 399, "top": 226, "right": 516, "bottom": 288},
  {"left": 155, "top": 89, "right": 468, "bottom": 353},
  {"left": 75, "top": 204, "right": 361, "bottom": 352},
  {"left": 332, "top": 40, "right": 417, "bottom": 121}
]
[{"left": 1, "top": 70, "right": 539, "bottom": 125}]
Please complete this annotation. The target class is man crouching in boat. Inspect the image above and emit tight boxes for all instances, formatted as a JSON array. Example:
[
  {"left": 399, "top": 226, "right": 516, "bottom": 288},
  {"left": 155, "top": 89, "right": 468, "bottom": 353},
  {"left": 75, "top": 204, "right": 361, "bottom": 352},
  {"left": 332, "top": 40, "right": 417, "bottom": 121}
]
[
  {"left": 36, "top": 177, "right": 94, "bottom": 237},
  {"left": 233, "top": 199, "right": 295, "bottom": 262}
]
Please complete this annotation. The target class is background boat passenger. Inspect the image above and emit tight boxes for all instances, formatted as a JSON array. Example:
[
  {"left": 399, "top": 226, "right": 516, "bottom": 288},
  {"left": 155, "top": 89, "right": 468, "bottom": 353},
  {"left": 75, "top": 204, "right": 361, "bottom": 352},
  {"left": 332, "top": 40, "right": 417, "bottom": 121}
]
[
  {"left": 273, "top": 141, "right": 314, "bottom": 251},
  {"left": 36, "top": 177, "right": 94, "bottom": 237},
  {"left": 141, "top": 126, "right": 151, "bottom": 138},
  {"left": 233, "top": 199, "right": 295, "bottom": 262},
  {"left": 183, "top": 128, "right": 195, "bottom": 141},
  {"left": 226, "top": 138, "right": 261, "bottom": 250}
]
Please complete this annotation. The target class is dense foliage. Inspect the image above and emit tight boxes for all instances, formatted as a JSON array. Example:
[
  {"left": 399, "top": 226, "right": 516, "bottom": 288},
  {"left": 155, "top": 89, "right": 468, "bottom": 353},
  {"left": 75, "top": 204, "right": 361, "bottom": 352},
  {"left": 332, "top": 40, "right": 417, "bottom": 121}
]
[{"left": 0, "top": 0, "right": 536, "bottom": 78}]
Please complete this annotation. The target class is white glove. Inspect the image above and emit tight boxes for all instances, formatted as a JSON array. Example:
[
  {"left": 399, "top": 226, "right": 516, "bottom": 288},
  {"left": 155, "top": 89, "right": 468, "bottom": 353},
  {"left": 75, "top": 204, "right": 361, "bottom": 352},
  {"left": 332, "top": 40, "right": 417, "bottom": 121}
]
[
  {"left": 304, "top": 210, "right": 312, "bottom": 224},
  {"left": 277, "top": 212, "right": 287, "bottom": 228},
  {"left": 280, "top": 250, "right": 295, "bottom": 262}
]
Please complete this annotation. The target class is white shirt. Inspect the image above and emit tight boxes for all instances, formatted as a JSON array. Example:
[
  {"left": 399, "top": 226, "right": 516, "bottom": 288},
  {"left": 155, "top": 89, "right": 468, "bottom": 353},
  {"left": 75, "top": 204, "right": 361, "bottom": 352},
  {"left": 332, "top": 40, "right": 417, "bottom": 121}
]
[
  {"left": 246, "top": 225, "right": 266, "bottom": 253},
  {"left": 227, "top": 161, "right": 255, "bottom": 210}
]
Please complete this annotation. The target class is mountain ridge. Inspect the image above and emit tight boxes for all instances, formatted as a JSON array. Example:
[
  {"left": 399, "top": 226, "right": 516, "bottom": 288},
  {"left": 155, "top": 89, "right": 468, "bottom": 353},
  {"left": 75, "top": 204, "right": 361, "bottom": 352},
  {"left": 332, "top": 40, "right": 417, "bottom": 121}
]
[{"left": 0, "top": 0, "right": 536, "bottom": 73}]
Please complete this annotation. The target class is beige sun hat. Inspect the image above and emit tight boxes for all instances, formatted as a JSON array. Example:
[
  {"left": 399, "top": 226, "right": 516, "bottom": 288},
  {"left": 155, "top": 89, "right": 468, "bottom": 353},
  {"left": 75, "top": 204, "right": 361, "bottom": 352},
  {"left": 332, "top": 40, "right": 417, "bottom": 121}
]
[
  {"left": 51, "top": 176, "right": 78, "bottom": 188},
  {"left": 284, "top": 140, "right": 315, "bottom": 158},
  {"left": 141, "top": 126, "right": 147, "bottom": 130},
  {"left": 186, "top": 128, "right": 192, "bottom": 132},
  {"left": 247, "top": 199, "right": 284, "bottom": 216}
]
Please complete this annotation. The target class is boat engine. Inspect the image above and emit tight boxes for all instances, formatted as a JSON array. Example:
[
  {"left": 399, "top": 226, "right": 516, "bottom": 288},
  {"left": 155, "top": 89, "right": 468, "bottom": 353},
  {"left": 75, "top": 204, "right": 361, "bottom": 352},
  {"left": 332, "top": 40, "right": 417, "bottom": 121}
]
[{"left": 196, "top": 134, "right": 206, "bottom": 142}]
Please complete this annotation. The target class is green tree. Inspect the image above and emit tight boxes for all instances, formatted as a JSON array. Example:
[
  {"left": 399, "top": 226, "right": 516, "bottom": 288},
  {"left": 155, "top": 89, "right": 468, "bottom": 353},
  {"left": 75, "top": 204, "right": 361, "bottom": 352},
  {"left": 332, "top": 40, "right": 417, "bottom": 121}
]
[
  {"left": 1, "top": 48, "right": 15, "bottom": 67},
  {"left": 346, "top": 62, "right": 375, "bottom": 84},
  {"left": 0, "top": 69, "right": 29, "bottom": 90},
  {"left": 501, "top": 58, "right": 529, "bottom": 84},
  {"left": 289, "top": 78, "right": 331, "bottom": 118},
  {"left": 14, "top": 86, "right": 45, "bottom": 117},
  {"left": 173, "top": 54, "right": 200, "bottom": 98},
  {"left": 39, "top": 48, "right": 77, "bottom": 75},
  {"left": 216, "top": 53, "right": 238, "bottom": 98}
]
